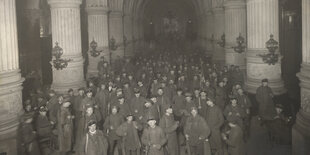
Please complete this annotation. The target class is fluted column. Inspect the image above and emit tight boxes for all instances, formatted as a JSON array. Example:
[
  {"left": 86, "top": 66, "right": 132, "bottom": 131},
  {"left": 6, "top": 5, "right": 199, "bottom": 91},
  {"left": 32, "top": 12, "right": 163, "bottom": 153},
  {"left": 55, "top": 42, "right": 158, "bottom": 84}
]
[
  {"left": 245, "top": 0, "right": 285, "bottom": 94},
  {"left": 86, "top": 3, "right": 109, "bottom": 78},
  {"left": 224, "top": 0, "right": 246, "bottom": 69},
  {"left": 108, "top": 11, "right": 124, "bottom": 60},
  {"left": 293, "top": 0, "right": 310, "bottom": 154},
  {"left": 212, "top": 7, "right": 225, "bottom": 65},
  {"left": 48, "top": 0, "right": 85, "bottom": 92},
  {"left": 124, "top": 14, "right": 134, "bottom": 57},
  {"left": 0, "top": 0, "right": 24, "bottom": 154},
  {"left": 206, "top": 11, "right": 214, "bottom": 57}
]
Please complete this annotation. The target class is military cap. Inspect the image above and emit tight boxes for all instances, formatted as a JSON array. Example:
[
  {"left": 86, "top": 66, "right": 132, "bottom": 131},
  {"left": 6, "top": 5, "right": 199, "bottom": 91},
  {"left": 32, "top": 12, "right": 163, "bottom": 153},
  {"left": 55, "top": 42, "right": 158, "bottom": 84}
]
[
  {"left": 262, "top": 78, "right": 269, "bottom": 82},
  {"left": 185, "top": 92, "right": 192, "bottom": 97},
  {"left": 87, "top": 120, "right": 97, "bottom": 127}
]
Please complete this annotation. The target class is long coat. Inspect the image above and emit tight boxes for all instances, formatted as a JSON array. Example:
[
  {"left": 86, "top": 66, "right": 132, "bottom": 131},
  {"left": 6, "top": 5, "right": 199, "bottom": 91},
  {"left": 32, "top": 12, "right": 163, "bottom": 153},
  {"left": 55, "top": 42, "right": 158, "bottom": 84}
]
[
  {"left": 95, "top": 89, "right": 110, "bottom": 120},
  {"left": 22, "top": 123, "right": 41, "bottom": 155},
  {"left": 77, "top": 130, "right": 109, "bottom": 155},
  {"left": 184, "top": 114, "right": 211, "bottom": 146},
  {"left": 215, "top": 86, "right": 227, "bottom": 110},
  {"left": 256, "top": 86, "right": 276, "bottom": 120},
  {"left": 159, "top": 114, "right": 179, "bottom": 155},
  {"left": 224, "top": 125, "right": 245, "bottom": 155},
  {"left": 75, "top": 114, "right": 97, "bottom": 147},
  {"left": 57, "top": 106, "right": 73, "bottom": 152},
  {"left": 141, "top": 126, "right": 167, "bottom": 155},
  {"left": 103, "top": 113, "right": 124, "bottom": 141},
  {"left": 130, "top": 96, "right": 147, "bottom": 119},
  {"left": 116, "top": 121, "right": 142, "bottom": 150},
  {"left": 205, "top": 105, "right": 224, "bottom": 150}
]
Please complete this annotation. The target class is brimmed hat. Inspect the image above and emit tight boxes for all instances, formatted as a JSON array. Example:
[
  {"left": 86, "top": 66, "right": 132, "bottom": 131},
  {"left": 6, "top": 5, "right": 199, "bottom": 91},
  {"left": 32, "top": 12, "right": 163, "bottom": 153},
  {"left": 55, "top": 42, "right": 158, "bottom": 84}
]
[{"left": 262, "top": 78, "right": 268, "bottom": 82}]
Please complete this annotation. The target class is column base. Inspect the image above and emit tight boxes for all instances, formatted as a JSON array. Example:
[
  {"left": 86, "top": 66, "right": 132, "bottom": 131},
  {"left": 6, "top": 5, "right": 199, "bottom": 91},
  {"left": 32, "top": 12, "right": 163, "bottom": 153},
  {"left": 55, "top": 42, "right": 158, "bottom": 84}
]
[
  {"left": 292, "top": 110, "right": 310, "bottom": 155},
  {"left": 52, "top": 57, "right": 86, "bottom": 93},
  {"left": 87, "top": 47, "right": 109, "bottom": 78},
  {"left": 0, "top": 70, "right": 24, "bottom": 155}
]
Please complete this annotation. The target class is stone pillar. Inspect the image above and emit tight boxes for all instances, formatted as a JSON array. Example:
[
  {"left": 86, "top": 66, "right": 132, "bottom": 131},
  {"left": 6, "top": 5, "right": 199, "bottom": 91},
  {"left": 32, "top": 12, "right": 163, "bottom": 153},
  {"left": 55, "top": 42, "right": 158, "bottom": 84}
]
[
  {"left": 86, "top": 3, "right": 109, "bottom": 78},
  {"left": 245, "top": 0, "right": 285, "bottom": 94},
  {"left": 48, "top": 0, "right": 85, "bottom": 92},
  {"left": 293, "top": 0, "right": 310, "bottom": 154},
  {"left": 123, "top": 14, "right": 133, "bottom": 57},
  {"left": 0, "top": 0, "right": 24, "bottom": 154},
  {"left": 206, "top": 11, "right": 214, "bottom": 57},
  {"left": 224, "top": 0, "right": 246, "bottom": 69},
  {"left": 212, "top": 7, "right": 226, "bottom": 65},
  {"left": 108, "top": 11, "right": 124, "bottom": 60}
]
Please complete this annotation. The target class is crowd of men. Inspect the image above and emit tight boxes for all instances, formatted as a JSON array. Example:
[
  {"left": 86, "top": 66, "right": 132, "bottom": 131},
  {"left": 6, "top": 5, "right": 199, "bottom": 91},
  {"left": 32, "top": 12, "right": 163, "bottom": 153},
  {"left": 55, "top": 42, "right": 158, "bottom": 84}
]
[{"left": 21, "top": 50, "right": 291, "bottom": 155}]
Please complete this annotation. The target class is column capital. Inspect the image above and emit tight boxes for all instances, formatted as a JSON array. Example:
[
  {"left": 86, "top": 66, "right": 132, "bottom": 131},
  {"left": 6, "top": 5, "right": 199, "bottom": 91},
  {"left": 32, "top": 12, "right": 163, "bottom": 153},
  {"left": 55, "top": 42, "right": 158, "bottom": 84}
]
[
  {"left": 86, "top": 6, "right": 109, "bottom": 15},
  {"left": 109, "top": 10, "right": 123, "bottom": 18},
  {"left": 224, "top": 0, "right": 246, "bottom": 8},
  {"left": 48, "top": 0, "right": 82, "bottom": 8}
]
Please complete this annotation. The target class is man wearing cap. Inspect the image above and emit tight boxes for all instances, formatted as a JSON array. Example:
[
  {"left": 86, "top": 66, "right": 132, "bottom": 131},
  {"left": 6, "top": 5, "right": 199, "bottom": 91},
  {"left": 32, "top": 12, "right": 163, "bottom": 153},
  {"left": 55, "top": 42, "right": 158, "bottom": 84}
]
[
  {"left": 184, "top": 107, "right": 211, "bottom": 155},
  {"left": 206, "top": 98, "right": 224, "bottom": 155},
  {"left": 57, "top": 98, "right": 74, "bottom": 155},
  {"left": 202, "top": 80, "right": 215, "bottom": 99},
  {"left": 112, "top": 95, "right": 131, "bottom": 119},
  {"left": 222, "top": 120, "right": 245, "bottom": 155},
  {"left": 215, "top": 80, "right": 228, "bottom": 111},
  {"left": 236, "top": 88, "right": 252, "bottom": 139},
  {"left": 123, "top": 82, "right": 134, "bottom": 100},
  {"left": 172, "top": 88, "right": 186, "bottom": 119},
  {"left": 137, "top": 80, "right": 148, "bottom": 98},
  {"left": 76, "top": 120, "right": 109, "bottom": 155},
  {"left": 184, "top": 92, "right": 196, "bottom": 115},
  {"left": 224, "top": 97, "right": 245, "bottom": 129},
  {"left": 47, "top": 89, "right": 58, "bottom": 124},
  {"left": 81, "top": 89, "right": 102, "bottom": 123},
  {"left": 130, "top": 89, "right": 148, "bottom": 121},
  {"left": 256, "top": 78, "right": 276, "bottom": 120},
  {"left": 116, "top": 114, "right": 142, "bottom": 155},
  {"left": 35, "top": 106, "right": 52, "bottom": 139},
  {"left": 95, "top": 83, "right": 110, "bottom": 120},
  {"left": 159, "top": 104, "right": 179, "bottom": 155},
  {"left": 141, "top": 117, "right": 167, "bottom": 155},
  {"left": 157, "top": 88, "right": 172, "bottom": 116},
  {"left": 151, "top": 78, "right": 161, "bottom": 96},
  {"left": 21, "top": 113, "right": 41, "bottom": 155},
  {"left": 103, "top": 106, "right": 124, "bottom": 155}
]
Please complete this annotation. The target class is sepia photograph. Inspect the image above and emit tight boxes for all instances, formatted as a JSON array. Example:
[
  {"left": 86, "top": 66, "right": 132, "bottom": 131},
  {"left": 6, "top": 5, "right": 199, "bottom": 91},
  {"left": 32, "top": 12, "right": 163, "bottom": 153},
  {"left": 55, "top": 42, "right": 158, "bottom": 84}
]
[{"left": 0, "top": 0, "right": 308, "bottom": 155}]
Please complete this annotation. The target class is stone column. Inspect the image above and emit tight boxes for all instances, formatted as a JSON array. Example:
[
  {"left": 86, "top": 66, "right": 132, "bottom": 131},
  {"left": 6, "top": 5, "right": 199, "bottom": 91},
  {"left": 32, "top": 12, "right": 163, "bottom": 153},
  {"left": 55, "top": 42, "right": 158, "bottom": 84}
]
[
  {"left": 293, "top": 0, "right": 310, "bottom": 154},
  {"left": 48, "top": 0, "right": 85, "bottom": 92},
  {"left": 123, "top": 14, "right": 134, "bottom": 57},
  {"left": 224, "top": 0, "right": 246, "bottom": 69},
  {"left": 212, "top": 7, "right": 226, "bottom": 65},
  {"left": 0, "top": 0, "right": 24, "bottom": 154},
  {"left": 108, "top": 11, "right": 124, "bottom": 60},
  {"left": 245, "top": 0, "right": 285, "bottom": 94},
  {"left": 206, "top": 11, "right": 214, "bottom": 57},
  {"left": 86, "top": 3, "right": 109, "bottom": 77}
]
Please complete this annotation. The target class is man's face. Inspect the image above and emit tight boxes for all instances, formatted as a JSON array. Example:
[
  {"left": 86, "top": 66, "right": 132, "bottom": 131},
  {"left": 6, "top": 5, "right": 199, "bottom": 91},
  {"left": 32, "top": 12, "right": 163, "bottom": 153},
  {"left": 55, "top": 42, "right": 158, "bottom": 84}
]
[
  {"left": 231, "top": 100, "right": 237, "bottom": 106},
  {"left": 86, "top": 107, "right": 94, "bottom": 115},
  {"left": 157, "top": 89, "right": 163, "bottom": 95},
  {"left": 237, "top": 89, "right": 243, "bottom": 95},
  {"left": 112, "top": 108, "right": 117, "bottom": 114},
  {"left": 88, "top": 124, "right": 97, "bottom": 132},
  {"left": 166, "top": 108, "right": 173, "bottom": 114},
  {"left": 177, "top": 91, "right": 182, "bottom": 95},
  {"left": 206, "top": 101, "right": 213, "bottom": 106},
  {"left": 276, "top": 108, "right": 282, "bottom": 114},
  {"left": 191, "top": 109, "right": 198, "bottom": 116},
  {"left": 63, "top": 101, "right": 71, "bottom": 108},
  {"left": 185, "top": 97, "right": 191, "bottom": 102},
  {"left": 39, "top": 111, "right": 47, "bottom": 116},
  {"left": 119, "top": 98, "right": 125, "bottom": 104},
  {"left": 262, "top": 82, "right": 268, "bottom": 86},
  {"left": 148, "top": 120, "right": 156, "bottom": 127},
  {"left": 135, "top": 93, "right": 140, "bottom": 97},
  {"left": 101, "top": 85, "right": 106, "bottom": 90},
  {"left": 127, "top": 116, "right": 133, "bottom": 122},
  {"left": 87, "top": 92, "right": 93, "bottom": 98},
  {"left": 151, "top": 97, "right": 157, "bottom": 103}
]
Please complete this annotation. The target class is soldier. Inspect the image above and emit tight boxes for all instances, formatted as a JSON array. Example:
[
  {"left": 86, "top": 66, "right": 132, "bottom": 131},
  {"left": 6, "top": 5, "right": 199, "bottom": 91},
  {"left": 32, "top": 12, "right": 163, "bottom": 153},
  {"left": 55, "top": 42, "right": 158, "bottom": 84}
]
[
  {"left": 116, "top": 114, "right": 143, "bottom": 155},
  {"left": 184, "top": 92, "right": 196, "bottom": 114},
  {"left": 113, "top": 95, "right": 131, "bottom": 119},
  {"left": 137, "top": 80, "right": 148, "bottom": 98},
  {"left": 215, "top": 80, "right": 227, "bottom": 111},
  {"left": 172, "top": 88, "right": 186, "bottom": 120},
  {"left": 202, "top": 80, "right": 215, "bottom": 99},
  {"left": 82, "top": 89, "right": 102, "bottom": 124},
  {"left": 75, "top": 105, "right": 97, "bottom": 152},
  {"left": 159, "top": 104, "right": 179, "bottom": 155},
  {"left": 141, "top": 117, "right": 167, "bottom": 155},
  {"left": 256, "top": 78, "right": 276, "bottom": 120},
  {"left": 130, "top": 89, "right": 147, "bottom": 122},
  {"left": 236, "top": 88, "right": 252, "bottom": 140},
  {"left": 143, "top": 99, "right": 160, "bottom": 126},
  {"left": 21, "top": 113, "right": 41, "bottom": 155},
  {"left": 184, "top": 107, "right": 211, "bottom": 155},
  {"left": 35, "top": 106, "right": 52, "bottom": 139},
  {"left": 95, "top": 83, "right": 110, "bottom": 120},
  {"left": 222, "top": 120, "right": 245, "bottom": 155},
  {"left": 103, "top": 106, "right": 124, "bottom": 155},
  {"left": 57, "top": 98, "right": 74, "bottom": 155},
  {"left": 157, "top": 87, "right": 172, "bottom": 116},
  {"left": 76, "top": 120, "right": 109, "bottom": 155},
  {"left": 206, "top": 98, "right": 224, "bottom": 155},
  {"left": 223, "top": 97, "right": 245, "bottom": 129}
]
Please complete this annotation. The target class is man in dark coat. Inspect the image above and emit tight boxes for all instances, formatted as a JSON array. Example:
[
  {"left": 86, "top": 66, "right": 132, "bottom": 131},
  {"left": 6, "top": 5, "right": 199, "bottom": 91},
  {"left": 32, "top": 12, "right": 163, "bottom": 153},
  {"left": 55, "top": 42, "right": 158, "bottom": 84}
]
[
  {"left": 222, "top": 121, "right": 245, "bottom": 155},
  {"left": 206, "top": 98, "right": 224, "bottom": 155},
  {"left": 141, "top": 118, "right": 167, "bottom": 155},
  {"left": 184, "top": 107, "right": 211, "bottom": 155},
  {"left": 76, "top": 120, "right": 109, "bottom": 155},
  {"left": 95, "top": 83, "right": 110, "bottom": 120},
  {"left": 157, "top": 87, "right": 172, "bottom": 116},
  {"left": 130, "top": 90, "right": 147, "bottom": 122},
  {"left": 256, "top": 79, "right": 276, "bottom": 120},
  {"left": 159, "top": 104, "right": 179, "bottom": 155},
  {"left": 116, "top": 114, "right": 142, "bottom": 155}
]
